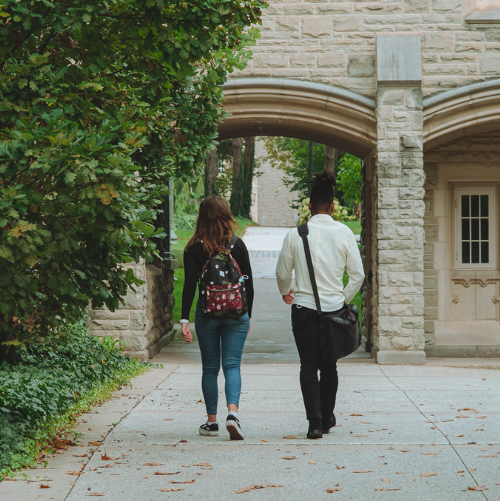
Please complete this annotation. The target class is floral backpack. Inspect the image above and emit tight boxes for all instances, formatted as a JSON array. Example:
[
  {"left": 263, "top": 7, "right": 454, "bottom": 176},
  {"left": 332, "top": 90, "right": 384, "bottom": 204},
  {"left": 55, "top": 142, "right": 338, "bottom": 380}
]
[{"left": 198, "top": 236, "right": 248, "bottom": 319}]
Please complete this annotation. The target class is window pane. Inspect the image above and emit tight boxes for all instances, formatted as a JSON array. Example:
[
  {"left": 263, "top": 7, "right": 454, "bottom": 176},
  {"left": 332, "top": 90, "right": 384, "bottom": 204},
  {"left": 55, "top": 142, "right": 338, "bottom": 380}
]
[
  {"left": 471, "top": 195, "right": 479, "bottom": 217},
  {"left": 471, "top": 218, "right": 479, "bottom": 240},
  {"left": 462, "top": 218, "right": 470, "bottom": 240},
  {"left": 481, "top": 242, "right": 489, "bottom": 263},
  {"left": 461, "top": 195, "right": 469, "bottom": 217},
  {"left": 481, "top": 195, "right": 489, "bottom": 217},
  {"left": 471, "top": 241, "right": 480, "bottom": 263},
  {"left": 481, "top": 218, "right": 489, "bottom": 241},
  {"left": 462, "top": 242, "right": 470, "bottom": 263}
]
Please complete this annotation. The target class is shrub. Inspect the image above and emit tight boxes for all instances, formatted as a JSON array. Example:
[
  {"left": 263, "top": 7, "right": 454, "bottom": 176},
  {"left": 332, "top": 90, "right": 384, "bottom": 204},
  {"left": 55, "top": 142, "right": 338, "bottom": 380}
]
[{"left": 297, "top": 198, "right": 356, "bottom": 226}]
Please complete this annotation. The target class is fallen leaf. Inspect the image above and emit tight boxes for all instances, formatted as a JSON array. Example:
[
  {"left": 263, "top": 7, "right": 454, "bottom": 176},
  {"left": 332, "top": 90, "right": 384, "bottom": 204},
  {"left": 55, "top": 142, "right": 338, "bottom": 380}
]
[
  {"left": 261, "top": 439, "right": 269, "bottom": 442},
  {"left": 476, "top": 416, "right": 487, "bottom": 419},
  {"left": 355, "top": 435, "right": 367, "bottom": 437},
  {"left": 81, "top": 420, "right": 88, "bottom": 423},
  {"left": 86, "top": 494, "right": 105, "bottom": 497},
  {"left": 143, "top": 462, "right": 162, "bottom": 466},
  {"left": 99, "top": 464, "right": 114, "bottom": 469},
  {"left": 154, "top": 471, "right": 180, "bottom": 476},
  {"left": 4, "top": 478, "right": 16, "bottom": 481},
  {"left": 268, "top": 484, "right": 283, "bottom": 488},
  {"left": 400, "top": 449, "right": 410, "bottom": 453},
  {"left": 66, "top": 471, "right": 81, "bottom": 476},
  {"left": 396, "top": 472, "right": 403, "bottom": 474},
  {"left": 236, "top": 485, "right": 265, "bottom": 494},
  {"left": 482, "top": 378, "right": 486, "bottom": 381},
  {"left": 88, "top": 428, "right": 93, "bottom": 431},
  {"left": 420, "top": 472, "right": 437, "bottom": 477},
  {"left": 282, "top": 456, "right": 296, "bottom": 460},
  {"left": 468, "top": 486, "right": 487, "bottom": 491},
  {"left": 193, "top": 462, "right": 211, "bottom": 467},
  {"left": 179, "top": 439, "right": 189, "bottom": 443},
  {"left": 335, "top": 465, "right": 345, "bottom": 470},
  {"left": 160, "top": 488, "right": 184, "bottom": 492},
  {"left": 479, "top": 455, "right": 498, "bottom": 458},
  {"left": 350, "top": 414, "right": 363, "bottom": 416},
  {"left": 375, "top": 488, "right": 400, "bottom": 491},
  {"left": 73, "top": 454, "right": 88, "bottom": 458},
  {"left": 362, "top": 421, "right": 372, "bottom": 424},
  {"left": 456, "top": 415, "right": 469, "bottom": 419},
  {"left": 181, "top": 465, "right": 190, "bottom": 468},
  {"left": 381, "top": 478, "right": 391, "bottom": 484},
  {"left": 353, "top": 470, "right": 374, "bottom": 473},
  {"left": 326, "top": 488, "right": 342, "bottom": 493},
  {"left": 88, "top": 441, "right": 102, "bottom": 446},
  {"left": 457, "top": 435, "right": 464, "bottom": 437},
  {"left": 308, "top": 460, "right": 316, "bottom": 464},
  {"left": 101, "top": 454, "right": 118, "bottom": 461},
  {"left": 458, "top": 471, "right": 464, "bottom": 473},
  {"left": 171, "top": 479, "right": 195, "bottom": 484},
  {"left": 40, "top": 484, "right": 50, "bottom": 489},
  {"left": 283, "top": 436, "right": 296, "bottom": 439},
  {"left": 421, "top": 452, "right": 439, "bottom": 455},
  {"left": 471, "top": 468, "right": 477, "bottom": 471},
  {"left": 164, "top": 418, "right": 173, "bottom": 421},
  {"left": 144, "top": 476, "right": 150, "bottom": 479}
]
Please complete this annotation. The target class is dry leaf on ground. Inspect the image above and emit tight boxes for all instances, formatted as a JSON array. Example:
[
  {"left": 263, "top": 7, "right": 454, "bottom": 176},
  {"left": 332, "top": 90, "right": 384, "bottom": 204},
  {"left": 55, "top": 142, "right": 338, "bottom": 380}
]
[
  {"left": 88, "top": 441, "right": 102, "bottom": 446},
  {"left": 283, "top": 436, "right": 296, "bottom": 439},
  {"left": 73, "top": 454, "right": 88, "bottom": 458},
  {"left": 160, "top": 488, "right": 184, "bottom": 492},
  {"left": 171, "top": 479, "right": 195, "bottom": 484},
  {"left": 236, "top": 485, "right": 265, "bottom": 494},
  {"left": 400, "top": 449, "right": 410, "bottom": 453},
  {"left": 40, "top": 484, "right": 50, "bottom": 489},
  {"left": 261, "top": 439, "right": 269, "bottom": 442},
  {"left": 355, "top": 435, "right": 367, "bottom": 438},
  {"left": 476, "top": 416, "right": 487, "bottom": 419},
  {"left": 143, "top": 462, "right": 162, "bottom": 466},
  {"left": 268, "top": 484, "right": 283, "bottom": 488},
  {"left": 381, "top": 478, "right": 391, "bottom": 484},
  {"left": 309, "top": 460, "right": 316, "bottom": 464},
  {"left": 101, "top": 454, "right": 118, "bottom": 461},
  {"left": 362, "top": 421, "right": 372, "bottom": 424},
  {"left": 350, "top": 414, "right": 363, "bottom": 416},
  {"left": 86, "top": 493, "right": 105, "bottom": 497},
  {"left": 154, "top": 471, "right": 180, "bottom": 476},
  {"left": 326, "top": 488, "right": 342, "bottom": 493},
  {"left": 456, "top": 415, "right": 469, "bottom": 419},
  {"left": 66, "top": 471, "right": 81, "bottom": 476},
  {"left": 468, "top": 486, "right": 487, "bottom": 491},
  {"left": 479, "top": 455, "right": 497, "bottom": 458},
  {"left": 353, "top": 470, "right": 374, "bottom": 473},
  {"left": 420, "top": 472, "right": 437, "bottom": 477},
  {"left": 421, "top": 452, "right": 439, "bottom": 455},
  {"left": 335, "top": 466, "right": 345, "bottom": 470},
  {"left": 375, "top": 488, "right": 400, "bottom": 491},
  {"left": 282, "top": 456, "right": 296, "bottom": 460},
  {"left": 164, "top": 418, "right": 173, "bottom": 421},
  {"left": 193, "top": 463, "right": 211, "bottom": 467},
  {"left": 179, "top": 439, "right": 189, "bottom": 443}
]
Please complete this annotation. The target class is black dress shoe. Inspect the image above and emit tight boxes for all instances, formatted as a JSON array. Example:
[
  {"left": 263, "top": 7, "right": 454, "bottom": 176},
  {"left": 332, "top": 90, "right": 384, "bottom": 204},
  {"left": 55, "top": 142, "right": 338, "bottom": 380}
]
[
  {"left": 307, "top": 419, "right": 323, "bottom": 439},
  {"left": 322, "top": 413, "right": 336, "bottom": 434}
]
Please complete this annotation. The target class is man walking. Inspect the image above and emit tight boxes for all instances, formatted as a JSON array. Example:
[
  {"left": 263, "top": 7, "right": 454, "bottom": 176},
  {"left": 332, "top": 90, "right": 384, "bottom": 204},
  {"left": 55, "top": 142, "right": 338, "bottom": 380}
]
[{"left": 276, "top": 171, "right": 364, "bottom": 439}]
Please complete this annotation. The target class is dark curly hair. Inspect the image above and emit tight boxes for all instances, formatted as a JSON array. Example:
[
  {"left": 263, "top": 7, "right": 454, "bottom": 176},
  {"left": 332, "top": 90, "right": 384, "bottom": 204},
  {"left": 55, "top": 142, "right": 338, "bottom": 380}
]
[{"left": 308, "top": 171, "right": 337, "bottom": 211}]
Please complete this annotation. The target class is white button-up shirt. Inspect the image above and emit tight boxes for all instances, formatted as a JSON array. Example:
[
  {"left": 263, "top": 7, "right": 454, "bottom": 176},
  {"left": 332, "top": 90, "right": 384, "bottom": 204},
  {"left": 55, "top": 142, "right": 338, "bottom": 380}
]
[{"left": 276, "top": 214, "right": 364, "bottom": 312}]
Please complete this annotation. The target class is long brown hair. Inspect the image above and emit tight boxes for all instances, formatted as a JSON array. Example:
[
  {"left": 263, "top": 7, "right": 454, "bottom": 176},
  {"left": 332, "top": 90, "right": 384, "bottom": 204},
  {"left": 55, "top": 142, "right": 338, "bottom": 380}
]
[{"left": 186, "top": 196, "right": 238, "bottom": 253}]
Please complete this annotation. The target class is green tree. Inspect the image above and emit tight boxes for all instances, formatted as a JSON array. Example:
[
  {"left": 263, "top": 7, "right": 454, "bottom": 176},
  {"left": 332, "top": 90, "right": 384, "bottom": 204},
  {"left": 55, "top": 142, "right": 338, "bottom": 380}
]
[
  {"left": 0, "top": 0, "right": 264, "bottom": 347},
  {"left": 336, "top": 154, "right": 362, "bottom": 208}
]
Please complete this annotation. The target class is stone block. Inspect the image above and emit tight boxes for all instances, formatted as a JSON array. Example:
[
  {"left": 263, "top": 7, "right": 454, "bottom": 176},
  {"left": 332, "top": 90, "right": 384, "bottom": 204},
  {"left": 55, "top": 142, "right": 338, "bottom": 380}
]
[
  {"left": 379, "top": 286, "right": 399, "bottom": 303},
  {"left": 130, "top": 311, "right": 147, "bottom": 331},
  {"left": 275, "top": 17, "right": 300, "bottom": 32},
  {"left": 378, "top": 188, "right": 399, "bottom": 208},
  {"left": 88, "top": 318, "right": 129, "bottom": 331},
  {"left": 424, "top": 319, "right": 435, "bottom": 332},
  {"left": 479, "top": 54, "right": 500, "bottom": 75},
  {"left": 388, "top": 303, "right": 413, "bottom": 316},
  {"left": 378, "top": 336, "right": 392, "bottom": 351},
  {"left": 425, "top": 345, "right": 476, "bottom": 358},
  {"left": 289, "top": 54, "right": 317, "bottom": 67},
  {"left": 378, "top": 315, "right": 402, "bottom": 335},
  {"left": 413, "top": 329, "right": 425, "bottom": 350},
  {"left": 91, "top": 310, "right": 130, "bottom": 321},
  {"left": 392, "top": 336, "right": 412, "bottom": 350},
  {"left": 317, "top": 54, "right": 346, "bottom": 68},
  {"left": 347, "top": 54, "right": 375, "bottom": 77},
  {"left": 424, "top": 290, "right": 438, "bottom": 307},
  {"left": 378, "top": 88, "right": 405, "bottom": 106},
  {"left": 404, "top": 0, "right": 430, "bottom": 13},
  {"left": 412, "top": 295, "right": 425, "bottom": 315},
  {"left": 423, "top": 32, "right": 454, "bottom": 53},
  {"left": 254, "top": 54, "right": 288, "bottom": 68},
  {"left": 122, "top": 286, "right": 145, "bottom": 310},
  {"left": 401, "top": 316, "right": 424, "bottom": 329},
  {"left": 377, "top": 34, "right": 422, "bottom": 83},
  {"left": 477, "top": 346, "right": 500, "bottom": 358},
  {"left": 378, "top": 220, "right": 398, "bottom": 239},
  {"left": 379, "top": 250, "right": 403, "bottom": 264},
  {"left": 399, "top": 187, "right": 426, "bottom": 200},
  {"left": 121, "top": 330, "right": 147, "bottom": 351},
  {"left": 388, "top": 272, "right": 413, "bottom": 287},
  {"left": 377, "top": 349, "right": 426, "bottom": 364},
  {"left": 424, "top": 307, "right": 438, "bottom": 320},
  {"left": 302, "top": 17, "right": 333, "bottom": 38},
  {"left": 423, "top": 276, "right": 437, "bottom": 289},
  {"left": 401, "top": 134, "right": 422, "bottom": 150},
  {"left": 334, "top": 16, "right": 363, "bottom": 32}
]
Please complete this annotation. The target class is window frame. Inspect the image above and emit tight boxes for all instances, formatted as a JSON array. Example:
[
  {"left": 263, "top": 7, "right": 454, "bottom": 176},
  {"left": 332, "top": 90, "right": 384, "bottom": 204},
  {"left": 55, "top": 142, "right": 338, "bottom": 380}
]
[{"left": 454, "top": 188, "right": 496, "bottom": 270}]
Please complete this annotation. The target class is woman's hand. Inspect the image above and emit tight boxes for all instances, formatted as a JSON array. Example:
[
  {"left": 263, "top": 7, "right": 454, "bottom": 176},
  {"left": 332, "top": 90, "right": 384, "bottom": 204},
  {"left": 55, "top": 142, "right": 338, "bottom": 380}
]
[
  {"left": 282, "top": 287, "right": 294, "bottom": 305},
  {"left": 181, "top": 322, "right": 193, "bottom": 344}
]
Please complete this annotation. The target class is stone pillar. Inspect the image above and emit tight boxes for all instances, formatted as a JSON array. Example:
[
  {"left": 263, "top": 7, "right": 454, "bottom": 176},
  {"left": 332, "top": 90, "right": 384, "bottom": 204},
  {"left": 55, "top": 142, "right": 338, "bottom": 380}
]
[
  {"left": 87, "top": 259, "right": 178, "bottom": 362},
  {"left": 374, "top": 34, "right": 426, "bottom": 365}
]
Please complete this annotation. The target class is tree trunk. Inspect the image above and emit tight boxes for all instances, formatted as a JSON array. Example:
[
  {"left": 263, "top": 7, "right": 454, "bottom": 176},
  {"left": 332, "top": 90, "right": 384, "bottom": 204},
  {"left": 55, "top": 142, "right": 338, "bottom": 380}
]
[
  {"left": 230, "top": 137, "right": 242, "bottom": 216},
  {"left": 325, "top": 145, "right": 335, "bottom": 173},
  {"left": 206, "top": 147, "right": 218, "bottom": 196},
  {"left": 242, "top": 136, "right": 254, "bottom": 191}
]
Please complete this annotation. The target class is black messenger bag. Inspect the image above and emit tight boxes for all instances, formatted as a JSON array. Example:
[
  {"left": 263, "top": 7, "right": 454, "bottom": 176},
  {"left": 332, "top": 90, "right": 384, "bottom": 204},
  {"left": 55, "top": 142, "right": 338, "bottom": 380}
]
[{"left": 297, "top": 223, "right": 361, "bottom": 362}]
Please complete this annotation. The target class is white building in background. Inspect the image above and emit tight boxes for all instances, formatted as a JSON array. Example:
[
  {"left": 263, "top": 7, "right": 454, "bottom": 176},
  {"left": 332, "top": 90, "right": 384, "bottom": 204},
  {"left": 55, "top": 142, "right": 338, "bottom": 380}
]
[{"left": 252, "top": 139, "right": 298, "bottom": 228}]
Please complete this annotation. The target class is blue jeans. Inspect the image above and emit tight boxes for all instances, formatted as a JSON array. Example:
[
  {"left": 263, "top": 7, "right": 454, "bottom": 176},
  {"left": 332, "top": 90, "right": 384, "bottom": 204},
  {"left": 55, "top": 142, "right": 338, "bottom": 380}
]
[{"left": 195, "top": 302, "right": 249, "bottom": 415}]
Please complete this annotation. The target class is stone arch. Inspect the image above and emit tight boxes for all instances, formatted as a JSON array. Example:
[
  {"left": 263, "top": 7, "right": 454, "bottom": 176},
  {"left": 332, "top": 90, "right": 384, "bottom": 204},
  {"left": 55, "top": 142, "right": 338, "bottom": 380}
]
[
  {"left": 423, "top": 79, "right": 500, "bottom": 151},
  {"left": 219, "top": 78, "right": 377, "bottom": 158}
]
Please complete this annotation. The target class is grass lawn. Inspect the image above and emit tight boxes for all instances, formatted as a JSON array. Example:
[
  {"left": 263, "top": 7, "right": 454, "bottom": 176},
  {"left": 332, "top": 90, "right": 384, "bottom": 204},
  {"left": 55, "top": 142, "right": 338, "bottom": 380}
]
[
  {"left": 171, "top": 217, "right": 258, "bottom": 323},
  {"left": 342, "top": 220, "right": 361, "bottom": 234}
]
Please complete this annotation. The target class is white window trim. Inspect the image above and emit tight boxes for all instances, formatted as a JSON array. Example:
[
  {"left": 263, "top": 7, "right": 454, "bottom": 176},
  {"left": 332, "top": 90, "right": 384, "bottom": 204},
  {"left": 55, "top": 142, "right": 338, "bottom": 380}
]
[{"left": 454, "top": 188, "right": 496, "bottom": 270}]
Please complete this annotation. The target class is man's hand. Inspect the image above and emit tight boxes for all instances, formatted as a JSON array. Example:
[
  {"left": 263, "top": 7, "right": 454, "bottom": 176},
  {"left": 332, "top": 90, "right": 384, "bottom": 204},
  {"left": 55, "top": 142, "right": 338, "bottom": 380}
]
[
  {"left": 181, "top": 322, "right": 193, "bottom": 344},
  {"left": 282, "top": 287, "right": 294, "bottom": 305}
]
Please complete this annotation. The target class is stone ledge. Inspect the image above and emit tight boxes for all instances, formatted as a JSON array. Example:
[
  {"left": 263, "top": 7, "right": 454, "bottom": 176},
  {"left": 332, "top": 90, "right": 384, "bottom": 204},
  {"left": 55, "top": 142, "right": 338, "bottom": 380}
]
[
  {"left": 148, "top": 330, "right": 175, "bottom": 359},
  {"left": 426, "top": 344, "right": 500, "bottom": 358},
  {"left": 377, "top": 349, "right": 426, "bottom": 365}
]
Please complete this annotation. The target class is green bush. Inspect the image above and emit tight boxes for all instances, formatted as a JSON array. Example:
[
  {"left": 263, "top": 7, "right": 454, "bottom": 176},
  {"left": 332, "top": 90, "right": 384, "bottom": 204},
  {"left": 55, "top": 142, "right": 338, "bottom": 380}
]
[{"left": 0, "top": 320, "right": 145, "bottom": 477}]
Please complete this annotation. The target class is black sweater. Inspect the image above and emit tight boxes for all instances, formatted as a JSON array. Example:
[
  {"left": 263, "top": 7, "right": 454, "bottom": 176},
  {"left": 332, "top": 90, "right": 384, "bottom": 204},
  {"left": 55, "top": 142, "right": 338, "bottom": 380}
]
[{"left": 181, "top": 238, "right": 254, "bottom": 320}]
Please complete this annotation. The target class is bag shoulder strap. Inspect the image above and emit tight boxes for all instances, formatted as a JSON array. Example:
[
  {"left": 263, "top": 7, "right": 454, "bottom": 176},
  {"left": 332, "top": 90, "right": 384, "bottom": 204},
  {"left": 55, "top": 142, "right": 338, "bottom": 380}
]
[
  {"left": 297, "top": 223, "right": 322, "bottom": 314},
  {"left": 225, "top": 234, "right": 238, "bottom": 252}
]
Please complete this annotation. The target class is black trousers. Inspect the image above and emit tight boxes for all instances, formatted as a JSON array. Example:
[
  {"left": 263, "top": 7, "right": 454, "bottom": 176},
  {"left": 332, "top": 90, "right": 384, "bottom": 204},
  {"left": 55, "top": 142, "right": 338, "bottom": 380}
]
[{"left": 291, "top": 304, "right": 340, "bottom": 422}]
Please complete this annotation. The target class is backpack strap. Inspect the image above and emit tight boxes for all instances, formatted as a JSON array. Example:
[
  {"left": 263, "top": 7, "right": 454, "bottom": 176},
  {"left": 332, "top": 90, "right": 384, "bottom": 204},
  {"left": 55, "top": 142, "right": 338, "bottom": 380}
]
[
  {"left": 297, "top": 223, "right": 322, "bottom": 315},
  {"left": 225, "top": 234, "right": 238, "bottom": 252}
]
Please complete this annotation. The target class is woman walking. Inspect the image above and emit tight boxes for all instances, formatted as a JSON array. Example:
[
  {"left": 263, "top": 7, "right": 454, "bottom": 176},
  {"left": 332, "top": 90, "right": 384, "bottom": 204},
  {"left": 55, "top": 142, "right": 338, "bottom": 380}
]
[{"left": 180, "top": 196, "right": 254, "bottom": 440}]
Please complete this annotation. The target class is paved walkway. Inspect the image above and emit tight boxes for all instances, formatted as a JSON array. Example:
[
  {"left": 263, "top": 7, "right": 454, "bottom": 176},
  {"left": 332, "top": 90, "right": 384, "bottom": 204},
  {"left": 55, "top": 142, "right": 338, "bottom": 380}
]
[{"left": 2, "top": 227, "right": 500, "bottom": 500}]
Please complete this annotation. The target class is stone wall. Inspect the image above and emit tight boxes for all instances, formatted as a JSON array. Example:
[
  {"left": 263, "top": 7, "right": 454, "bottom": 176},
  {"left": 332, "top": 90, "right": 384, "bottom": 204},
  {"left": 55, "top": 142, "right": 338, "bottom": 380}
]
[
  {"left": 87, "top": 260, "right": 176, "bottom": 362},
  {"left": 234, "top": 0, "right": 500, "bottom": 99}
]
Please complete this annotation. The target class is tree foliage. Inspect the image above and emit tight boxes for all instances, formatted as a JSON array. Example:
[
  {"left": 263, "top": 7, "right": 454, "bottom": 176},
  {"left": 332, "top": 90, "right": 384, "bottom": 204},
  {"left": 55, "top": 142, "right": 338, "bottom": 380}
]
[
  {"left": 336, "top": 154, "right": 362, "bottom": 207},
  {"left": 0, "top": 0, "right": 264, "bottom": 346}
]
